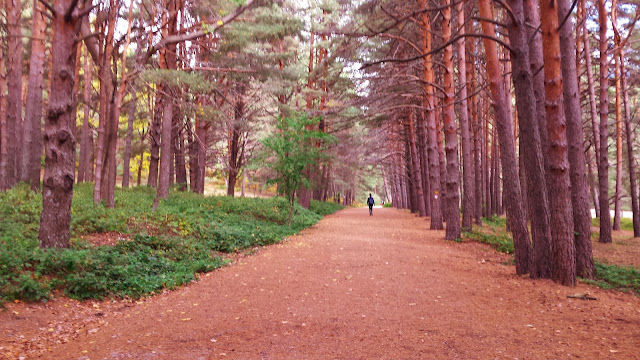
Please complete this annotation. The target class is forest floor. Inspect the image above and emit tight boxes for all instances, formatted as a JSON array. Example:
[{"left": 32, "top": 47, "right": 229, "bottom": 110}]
[{"left": 2, "top": 207, "right": 640, "bottom": 359}]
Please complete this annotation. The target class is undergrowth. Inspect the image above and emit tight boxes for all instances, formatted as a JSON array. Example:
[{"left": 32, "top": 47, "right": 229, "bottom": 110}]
[
  {"left": 0, "top": 184, "right": 343, "bottom": 302},
  {"left": 463, "top": 215, "right": 640, "bottom": 297},
  {"left": 591, "top": 217, "right": 635, "bottom": 231}
]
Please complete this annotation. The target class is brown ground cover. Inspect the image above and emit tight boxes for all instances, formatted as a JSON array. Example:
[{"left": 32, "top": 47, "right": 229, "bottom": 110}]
[{"left": 2, "top": 207, "right": 639, "bottom": 359}]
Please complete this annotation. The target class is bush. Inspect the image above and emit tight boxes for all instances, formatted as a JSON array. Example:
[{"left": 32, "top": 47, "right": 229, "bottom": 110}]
[
  {"left": 383, "top": 202, "right": 393, "bottom": 208},
  {"left": 1, "top": 185, "right": 340, "bottom": 302},
  {"left": 582, "top": 261, "right": 640, "bottom": 296}
]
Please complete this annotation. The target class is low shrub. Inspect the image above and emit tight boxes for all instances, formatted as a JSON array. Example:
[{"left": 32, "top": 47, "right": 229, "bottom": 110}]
[{"left": 0, "top": 184, "right": 339, "bottom": 302}]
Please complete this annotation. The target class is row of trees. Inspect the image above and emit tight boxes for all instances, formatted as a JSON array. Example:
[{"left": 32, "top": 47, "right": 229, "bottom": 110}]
[
  {"left": 355, "top": 0, "right": 638, "bottom": 286},
  {"left": 0, "top": 0, "right": 371, "bottom": 248}
]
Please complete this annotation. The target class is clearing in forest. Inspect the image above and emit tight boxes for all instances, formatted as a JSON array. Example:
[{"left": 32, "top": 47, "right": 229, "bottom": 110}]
[{"left": 2, "top": 207, "right": 640, "bottom": 359}]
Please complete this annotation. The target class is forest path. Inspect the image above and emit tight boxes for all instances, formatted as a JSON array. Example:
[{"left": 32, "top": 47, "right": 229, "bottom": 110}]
[{"left": 4, "top": 207, "right": 640, "bottom": 359}]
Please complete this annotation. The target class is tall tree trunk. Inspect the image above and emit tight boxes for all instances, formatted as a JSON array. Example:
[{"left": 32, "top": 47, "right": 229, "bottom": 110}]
[
  {"left": 6, "top": 0, "right": 23, "bottom": 189},
  {"left": 621, "top": 56, "right": 640, "bottom": 237},
  {"left": 122, "top": 90, "right": 136, "bottom": 188},
  {"left": 457, "top": 1, "right": 473, "bottom": 232},
  {"left": 418, "top": 0, "right": 443, "bottom": 228},
  {"left": 39, "top": 0, "right": 81, "bottom": 248},
  {"left": 597, "top": 0, "right": 612, "bottom": 243},
  {"left": 157, "top": 2, "right": 178, "bottom": 200},
  {"left": 227, "top": 88, "right": 245, "bottom": 197},
  {"left": 524, "top": 0, "right": 551, "bottom": 188},
  {"left": 157, "top": 97, "right": 173, "bottom": 199},
  {"left": 587, "top": 147, "right": 600, "bottom": 218},
  {"left": 557, "top": 0, "right": 594, "bottom": 278},
  {"left": 442, "top": 0, "right": 461, "bottom": 240},
  {"left": 478, "top": 0, "right": 531, "bottom": 274},
  {"left": 22, "top": 0, "right": 47, "bottom": 190},
  {"left": 78, "top": 47, "right": 92, "bottom": 183},
  {"left": 613, "top": 55, "right": 622, "bottom": 231},
  {"left": 91, "top": 4, "right": 116, "bottom": 205},
  {"left": 188, "top": 118, "right": 198, "bottom": 192},
  {"left": 408, "top": 110, "right": 426, "bottom": 216},
  {"left": 581, "top": 0, "right": 600, "bottom": 171},
  {"left": 507, "top": 0, "right": 553, "bottom": 279},
  {"left": 0, "top": 38, "right": 7, "bottom": 190},
  {"left": 540, "top": 0, "right": 577, "bottom": 286},
  {"left": 173, "top": 111, "right": 188, "bottom": 191},
  {"left": 416, "top": 110, "right": 431, "bottom": 216},
  {"left": 147, "top": 92, "right": 162, "bottom": 187}
]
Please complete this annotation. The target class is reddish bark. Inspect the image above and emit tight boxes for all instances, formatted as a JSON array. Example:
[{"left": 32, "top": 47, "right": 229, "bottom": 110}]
[
  {"left": 557, "top": 0, "right": 594, "bottom": 278},
  {"left": 39, "top": 0, "right": 81, "bottom": 248},
  {"left": 456, "top": 1, "right": 473, "bottom": 232},
  {"left": 506, "top": 0, "right": 553, "bottom": 279},
  {"left": 540, "top": 0, "right": 577, "bottom": 286},
  {"left": 441, "top": 0, "right": 461, "bottom": 240},
  {"left": 77, "top": 48, "right": 93, "bottom": 183},
  {"left": 478, "top": 0, "right": 531, "bottom": 274},
  {"left": 408, "top": 110, "right": 426, "bottom": 217},
  {"left": 0, "top": 37, "right": 6, "bottom": 191},
  {"left": 6, "top": 0, "right": 23, "bottom": 189},
  {"left": 22, "top": 0, "right": 47, "bottom": 190},
  {"left": 597, "top": 0, "right": 613, "bottom": 243},
  {"left": 418, "top": 0, "right": 443, "bottom": 229}
]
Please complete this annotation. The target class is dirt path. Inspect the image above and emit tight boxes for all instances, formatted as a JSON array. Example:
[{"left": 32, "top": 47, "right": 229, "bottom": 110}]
[{"left": 3, "top": 208, "right": 640, "bottom": 359}]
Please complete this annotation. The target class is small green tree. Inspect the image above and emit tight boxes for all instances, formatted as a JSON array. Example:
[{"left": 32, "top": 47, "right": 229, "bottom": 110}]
[{"left": 261, "top": 113, "right": 336, "bottom": 225}]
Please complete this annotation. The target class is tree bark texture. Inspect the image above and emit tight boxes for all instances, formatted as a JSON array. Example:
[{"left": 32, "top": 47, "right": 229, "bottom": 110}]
[
  {"left": 418, "top": 0, "right": 443, "bottom": 229},
  {"left": 613, "top": 54, "right": 622, "bottom": 231},
  {"left": 507, "top": 0, "right": 553, "bottom": 279},
  {"left": 441, "top": 0, "right": 461, "bottom": 240},
  {"left": 6, "top": 0, "right": 23, "bottom": 189},
  {"left": 39, "top": 0, "right": 80, "bottom": 248},
  {"left": 621, "top": 55, "right": 640, "bottom": 237},
  {"left": 479, "top": 0, "right": 531, "bottom": 275},
  {"left": 456, "top": 1, "right": 473, "bottom": 232},
  {"left": 21, "top": 0, "right": 47, "bottom": 190},
  {"left": 597, "top": 0, "right": 612, "bottom": 243},
  {"left": 523, "top": 0, "right": 551, "bottom": 186},
  {"left": 0, "top": 39, "right": 6, "bottom": 191},
  {"left": 122, "top": 90, "right": 137, "bottom": 188},
  {"left": 540, "top": 0, "right": 576, "bottom": 286},
  {"left": 556, "top": 0, "right": 594, "bottom": 278},
  {"left": 408, "top": 110, "right": 426, "bottom": 216},
  {"left": 78, "top": 47, "right": 92, "bottom": 183}
]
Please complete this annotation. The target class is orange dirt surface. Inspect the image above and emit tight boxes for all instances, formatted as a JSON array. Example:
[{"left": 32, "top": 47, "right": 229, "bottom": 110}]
[
  {"left": 592, "top": 230, "right": 640, "bottom": 268},
  {"left": 2, "top": 208, "right": 640, "bottom": 359}
]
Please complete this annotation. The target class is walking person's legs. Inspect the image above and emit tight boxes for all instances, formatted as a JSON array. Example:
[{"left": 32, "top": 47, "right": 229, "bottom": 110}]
[{"left": 369, "top": 205, "right": 373, "bottom": 216}]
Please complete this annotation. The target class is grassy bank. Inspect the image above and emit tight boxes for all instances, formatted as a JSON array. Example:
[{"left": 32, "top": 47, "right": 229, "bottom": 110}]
[
  {"left": 0, "top": 184, "right": 343, "bottom": 302},
  {"left": 463, "top": 215, "right": 640, "bottom": 296}
]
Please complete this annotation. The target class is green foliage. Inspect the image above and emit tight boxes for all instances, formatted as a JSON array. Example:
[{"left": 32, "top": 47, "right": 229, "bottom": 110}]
[
  {"left": 1, "top": 184, "right": 338, "bottom": 302},
  {"left": 383, "top": 202, "right": 393, "bottom": 208},
  {"left": 260, "top": 112, "right": 337, "bottom": 224},
  {"left": 464, "top": 230, "right": 515, "bottom": 254},
  {"left": 582, "top": 261, "right": 640, "bottom": 296},
  {"left": 483, "top": 215, "right": 507, "bottom": 229},
  {"left": 309, "top": 199, "right": 344, "bottom": 216}
]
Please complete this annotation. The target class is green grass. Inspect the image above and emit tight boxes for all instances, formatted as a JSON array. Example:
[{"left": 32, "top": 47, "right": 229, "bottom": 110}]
[
  {"left": 461, "top": 215, "right": 640, "bottom": 296},
  {"left": 0, "top": 184, "right": 342, "bottom": 302},
  {"left": 582, "top": 261, "right": 640, "bottom": 296},
  {"left": 463, "top": 215, "right": 514, "bottom": 254},
  {"left": 591, "top": 217, "right": 635, "bottom": 231},
  {"left": 383, "top": 202, "right": 393, "bottom": 208}
]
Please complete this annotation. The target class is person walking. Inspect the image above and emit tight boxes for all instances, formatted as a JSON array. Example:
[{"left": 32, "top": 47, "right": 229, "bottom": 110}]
[{"left": 367, "top": 193, "right": 375, "bottom": 216}]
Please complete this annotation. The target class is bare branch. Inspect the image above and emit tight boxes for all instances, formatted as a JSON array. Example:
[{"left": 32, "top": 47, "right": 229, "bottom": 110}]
[
  {"left": 362, "top": 33, "right": 513, "bottom": 69},
  {"left": 38, "top": 0, "right": 55, "bottom": 16},
  {"left": 143, "top": 0, "right": 257, "bottom": 63}
]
